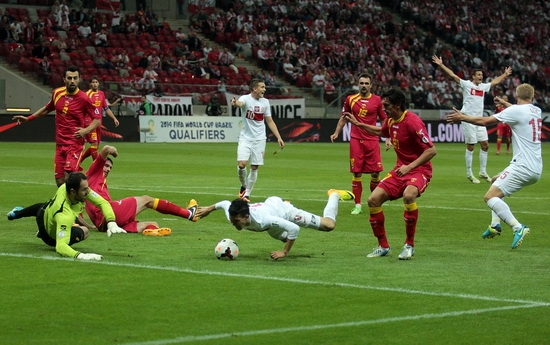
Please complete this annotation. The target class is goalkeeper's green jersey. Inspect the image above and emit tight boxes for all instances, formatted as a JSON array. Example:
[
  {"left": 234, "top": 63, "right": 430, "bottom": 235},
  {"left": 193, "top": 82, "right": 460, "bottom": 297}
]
[{"left": 42, "top": 184, "right": 116, "bottom": 258}]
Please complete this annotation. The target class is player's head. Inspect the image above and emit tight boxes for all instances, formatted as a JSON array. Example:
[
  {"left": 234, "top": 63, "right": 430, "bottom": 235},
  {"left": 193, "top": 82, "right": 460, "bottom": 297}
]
[
  {"left": 65, "top": 172, "right": 89, "bottom": 203},
  {"left": 381, "top": 87, "right": 407, "bottom": 117},
  {"left": 103, "top": 158, "right": 114, "bottom": 177},
  {"left": 515, "top": 83, "right": 534, "bottom": 102},
  {"left": 250, "top": 79, "right": 266, "bottom": 99},
  {"left": 471, "top": 68, "right": 483, "bottom": 85},
  {"left": 89, "top": 76, "right": 101, "bottom": 91},
  {"left": 358, "top": 73, "right": 373, "bottom": 96},
  {"left": 228, "top": 198, "right": 250, "bottom": 230},
  {"left": 64, "top": 66, "right": 80, "bottom": 93}
]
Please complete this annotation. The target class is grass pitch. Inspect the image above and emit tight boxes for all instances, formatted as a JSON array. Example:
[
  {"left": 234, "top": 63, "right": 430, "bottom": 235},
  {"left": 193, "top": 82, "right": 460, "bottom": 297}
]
[{"left": 1, "top": 142, "right": 549, "bottom": 345}]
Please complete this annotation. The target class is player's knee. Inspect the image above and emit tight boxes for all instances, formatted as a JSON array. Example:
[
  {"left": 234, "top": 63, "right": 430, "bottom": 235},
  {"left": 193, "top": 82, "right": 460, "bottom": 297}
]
[{"left": 320, "top": 219, "right": 336, "bottom": 231}]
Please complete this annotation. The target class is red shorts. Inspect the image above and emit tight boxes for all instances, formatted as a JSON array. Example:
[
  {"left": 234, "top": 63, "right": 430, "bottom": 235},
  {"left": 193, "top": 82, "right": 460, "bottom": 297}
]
[
  {"left": 496, "top": 123, "right": 511, "bottom": 138},
  {"left": 109, "top": 197, "right": 139, "bottom": 233},
  {"left": 349, "top": 139, "right": 383, "bottom": 173},
  {"left": 85, "top": 128, "right": 101, "bottom": 145},
  {"left": 378, "top": 169, "right": 431, "bottom": 200},
  {"left": 54, "top": 143, "right": 85, "bottom": 179}
]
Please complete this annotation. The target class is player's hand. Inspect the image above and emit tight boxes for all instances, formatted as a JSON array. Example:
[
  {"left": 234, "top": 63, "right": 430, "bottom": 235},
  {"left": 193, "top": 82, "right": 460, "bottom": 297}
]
[
  {"left": 446, "top": 107, "right": 463, "bottom": 123},
  {"left": 107, "top": 222, "right": 127, "bottom": 237},
  {"left": 12, "top": 115, "right": 28, "bottom": 124},
  {"left": 230, "top": 97, "right": 236, "bottom": 106},
  {"left": 270, "top": 250, "right": 287, "bottom": 260},
  {"left": 77, "top": 253, "right": 103, "bottom": 260},
  {"left": 113, "top": 118, "right": 120, "bottom": 127}
]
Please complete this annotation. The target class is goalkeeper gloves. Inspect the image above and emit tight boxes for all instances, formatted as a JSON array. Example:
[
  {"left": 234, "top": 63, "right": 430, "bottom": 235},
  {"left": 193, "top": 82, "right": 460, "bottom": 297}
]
[
  {"left": 107, "top": 221, "right": 127, "bottom": 237},
  {"left": 77, "top": 253, "right": 103, "bottom": 260}
]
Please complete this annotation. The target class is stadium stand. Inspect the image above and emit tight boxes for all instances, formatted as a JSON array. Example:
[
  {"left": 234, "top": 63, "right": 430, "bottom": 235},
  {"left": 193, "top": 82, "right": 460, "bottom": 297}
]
[{"left": 0, "top": 0, "right": 548, "bottom": 110}]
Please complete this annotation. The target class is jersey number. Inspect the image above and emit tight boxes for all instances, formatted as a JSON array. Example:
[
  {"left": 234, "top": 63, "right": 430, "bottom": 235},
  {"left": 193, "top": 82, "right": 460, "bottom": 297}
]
[{"left": 529, "top": 118, "right": 542, "bottom": 142}]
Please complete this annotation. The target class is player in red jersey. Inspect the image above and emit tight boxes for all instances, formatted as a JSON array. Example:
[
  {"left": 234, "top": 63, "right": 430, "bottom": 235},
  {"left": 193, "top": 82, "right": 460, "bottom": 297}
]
[
  {"left": 331, "top": 74, "right": 389, "bottom": 215},
  {"left": 84, "top": 145, "right": 199, "bottom": 236},
  {"left": 82, "top": 76, "right": 120, "bottom": 162},
  {"left": 13, "top": 66, "right": 101, "bottom": 186},
  {"left": 495, "top": 95, "right": 512, "bottom": 155},
  {"left": 343, "top": 88, "right": 437, "bottom": 260}
]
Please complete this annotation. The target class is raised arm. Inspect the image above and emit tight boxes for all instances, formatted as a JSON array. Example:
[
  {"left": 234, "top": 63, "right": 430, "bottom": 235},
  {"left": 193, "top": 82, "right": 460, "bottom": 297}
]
[
  {"left": 490, "top": 67, "right": 512, "bottom": 87},
  {"left": 432, "top": 55, "right": 460, "bottom": 83}
]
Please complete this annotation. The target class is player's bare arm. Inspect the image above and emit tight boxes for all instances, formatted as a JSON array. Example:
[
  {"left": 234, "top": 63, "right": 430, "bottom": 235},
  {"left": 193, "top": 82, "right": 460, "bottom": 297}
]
[
  {"left": 75, "top": 119, "right": 100, "bottom": 138},
  {"left": 432, "top": 55, "right": 460, "bottom": 83},
  {"left": 343, "top": 113, "right": 382, "bottom": 136},
  {"left": 270, "top": 239, "right": 295, "bottom": 260},
  {"left": 12, "top": 106, "right": 49, "bottom": 124},
  {"left": 330, "top": 114, "right": 350, "bottom": 142},
  {"left": 196, "top": 205, "right": 216, "bottom": 219},
  {"left": 447, "top": 108, "right": 499, "bottom": 126},
  {"left": 490, "top": 67, "right": 512, "bottom": 87},
  {"left": 494, "top": 96, "right": 512, "bottom": 108}
]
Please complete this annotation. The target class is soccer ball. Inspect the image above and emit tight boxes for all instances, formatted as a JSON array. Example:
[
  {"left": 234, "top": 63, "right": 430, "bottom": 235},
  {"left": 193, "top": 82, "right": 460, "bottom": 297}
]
[{"left": 215, "top": 238, "right": 239, "bottom": 260}]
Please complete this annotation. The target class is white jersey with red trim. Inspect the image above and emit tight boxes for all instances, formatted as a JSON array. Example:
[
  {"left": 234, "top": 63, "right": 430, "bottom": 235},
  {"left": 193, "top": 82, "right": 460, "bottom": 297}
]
[
  {"left": 459, "top": 79, "right": 491, "bottom": 117},
  {"left": 237, "top": 94, "right": 271, "bottom": 140}
]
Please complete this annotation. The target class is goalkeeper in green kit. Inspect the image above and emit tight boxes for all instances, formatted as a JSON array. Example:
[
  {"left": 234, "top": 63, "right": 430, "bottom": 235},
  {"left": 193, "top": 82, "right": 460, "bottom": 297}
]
[{"left": 7, "top": 172, "right": 126, "bottom": 260}]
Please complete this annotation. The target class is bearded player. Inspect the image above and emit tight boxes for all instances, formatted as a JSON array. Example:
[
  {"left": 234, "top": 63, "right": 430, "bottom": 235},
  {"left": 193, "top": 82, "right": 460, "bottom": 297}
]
[{"left": 330, "top": 73, "right": 389, "bottom": 215}]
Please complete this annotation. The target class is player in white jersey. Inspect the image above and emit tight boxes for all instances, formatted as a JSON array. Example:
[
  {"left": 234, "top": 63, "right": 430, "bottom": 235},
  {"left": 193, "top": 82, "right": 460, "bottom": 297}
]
[
  {"left": 447, "top": 83, "right": 542, "bottom": 249},
  {"left": 230, "top": 79, "right": 284, "bottom": 200},
  {"left": 432, "top": 55, "right": 512, "bottom": 183},
  {"left": 196, "top": 189, "right": 354, "bottom": 259}
]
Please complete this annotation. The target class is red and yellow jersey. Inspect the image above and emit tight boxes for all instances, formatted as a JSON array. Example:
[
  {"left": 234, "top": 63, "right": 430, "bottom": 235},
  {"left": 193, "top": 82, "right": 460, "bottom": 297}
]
[
  {"left": 86, "top": 89, "right": 108, "bottom": 125},
  {"left": 45, "top": 87, "right": 100, "bottom": 145},
  {"left": 381, "top": 110, "right": 434, "bottom": 177},
  {"left": 85, "top": 155, "right": 112, "bottom": 228},
  {"left": 342, "top": 93, "right": 386, "bottom": 141}
]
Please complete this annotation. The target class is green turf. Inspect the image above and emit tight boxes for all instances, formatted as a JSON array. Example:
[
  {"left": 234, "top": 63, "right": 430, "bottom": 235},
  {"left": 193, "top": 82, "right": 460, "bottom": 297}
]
[{"left": 1, "top": 142, "right": 549, "bottom": 345}]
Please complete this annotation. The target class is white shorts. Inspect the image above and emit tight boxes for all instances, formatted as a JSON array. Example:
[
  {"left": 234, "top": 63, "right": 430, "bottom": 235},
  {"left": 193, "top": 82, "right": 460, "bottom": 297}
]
[
  {"left": 493, "top": 164, "right": 541, "bottom": 197},
  {"left": 237, "top": 138, "right": 265, "bottom": 165},
  {"left": 264, "top": 196, "right": 321, "bottom": 230},
  {"left": 462, "top": 122, "right": 488, "bottom": 144}
]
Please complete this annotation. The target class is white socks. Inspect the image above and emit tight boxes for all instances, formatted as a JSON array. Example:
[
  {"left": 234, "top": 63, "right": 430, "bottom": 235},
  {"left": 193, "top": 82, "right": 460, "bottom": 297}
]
[{"left": 323, "top": 193, "right": 339, "bottom": 221}]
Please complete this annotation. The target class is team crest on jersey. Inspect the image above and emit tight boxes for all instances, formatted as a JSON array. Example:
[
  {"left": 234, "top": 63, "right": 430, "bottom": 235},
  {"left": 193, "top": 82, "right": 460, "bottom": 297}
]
[{"left": 254, "top": 106, "right": 261, "bottom": 112}]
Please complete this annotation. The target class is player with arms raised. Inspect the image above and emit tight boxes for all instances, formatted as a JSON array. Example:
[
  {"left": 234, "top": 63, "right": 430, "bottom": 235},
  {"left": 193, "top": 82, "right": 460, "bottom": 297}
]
[{"left": 432, "top": 55, "right": 511, "bottom": 183}]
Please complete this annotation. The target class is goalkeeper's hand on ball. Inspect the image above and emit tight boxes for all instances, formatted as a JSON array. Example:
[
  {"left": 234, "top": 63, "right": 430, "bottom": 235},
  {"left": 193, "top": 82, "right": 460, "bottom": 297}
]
[
  {"left": 107, "top": 221, "right": 127, "bottom": 237},
  {"left": 77, "top": 253, "right": 103, "bottom": 260}
]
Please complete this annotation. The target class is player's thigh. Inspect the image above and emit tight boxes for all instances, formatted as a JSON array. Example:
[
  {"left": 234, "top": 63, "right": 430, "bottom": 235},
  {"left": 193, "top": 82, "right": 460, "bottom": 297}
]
[
  {"left": 475, "top": 125, "right": 488, "bottom": 142},
  {"left": 493, "top": 166, "right": 540, "bottom": 196},
  {"left": 462, "top": 123, "right": 479, "bottom": 144},
  {"left": 249, "top": 140, "right": 266, "bottom": 165},
  {"left": 351, "top": 140, "right": 383, "bottom": 173},
  {"left": 110, "top": 197, "right": 138, "bottom": 226},
  {"left": 237, "top": 139, "right": 252, "bottom": 161},
  {"left": 64, "top": 144, "right": 86, "bottom": 173}
]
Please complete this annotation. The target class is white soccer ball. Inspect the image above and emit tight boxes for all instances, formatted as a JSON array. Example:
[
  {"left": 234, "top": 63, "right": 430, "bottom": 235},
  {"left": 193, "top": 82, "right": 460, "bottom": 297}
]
[{"left": 215, "top": 238, "right": 239, "bottom": 260}]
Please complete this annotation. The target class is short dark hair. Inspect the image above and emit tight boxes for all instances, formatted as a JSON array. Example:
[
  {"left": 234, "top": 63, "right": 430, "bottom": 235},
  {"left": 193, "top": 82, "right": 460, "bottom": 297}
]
[
  {"left": 65, "top": 172, "right": 87, "bottom": 194},
  {"left": 90, "top": 75, "right": 101, "bottom": 83},
  {"left": 381, "top": 87, "right": 407, "bottom": 111},
  {"left": 228, "top": 198, "right": 250, "bottom": 218},
  {"left": 358, "top": 73, "right": 372, "bottom": 81},
  {"left": 63, "top": 66, "right": 80, "bottom": 79}
]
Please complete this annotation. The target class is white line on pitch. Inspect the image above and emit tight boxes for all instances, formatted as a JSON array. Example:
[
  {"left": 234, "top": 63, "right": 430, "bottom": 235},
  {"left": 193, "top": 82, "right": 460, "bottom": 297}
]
[
  {"left": 120, "top": 303, "right": 549, "bottom": 345},
  {"left": 0, "top": 252, "right": 546, "bottom": 305}
]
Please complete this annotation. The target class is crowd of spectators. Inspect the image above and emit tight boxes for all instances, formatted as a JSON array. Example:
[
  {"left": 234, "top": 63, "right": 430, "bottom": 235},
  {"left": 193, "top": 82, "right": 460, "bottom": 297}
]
[
  {"left": 0, "top": 0, "right": 549, "bottom": 110},
  {"left": 189, "top": 0, "right": 550, "bottom": 110}
]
